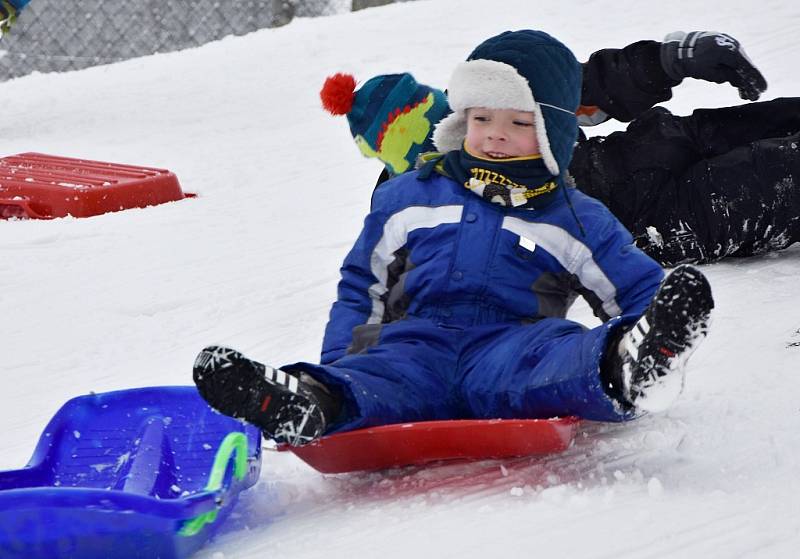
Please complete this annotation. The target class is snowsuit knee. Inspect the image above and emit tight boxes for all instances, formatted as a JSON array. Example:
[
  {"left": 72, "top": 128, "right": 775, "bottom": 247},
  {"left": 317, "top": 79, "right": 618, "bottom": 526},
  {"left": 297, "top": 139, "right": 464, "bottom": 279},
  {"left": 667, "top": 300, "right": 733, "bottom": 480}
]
[{"left": 290, "top": 315, "right": 636, "bottom": 433}]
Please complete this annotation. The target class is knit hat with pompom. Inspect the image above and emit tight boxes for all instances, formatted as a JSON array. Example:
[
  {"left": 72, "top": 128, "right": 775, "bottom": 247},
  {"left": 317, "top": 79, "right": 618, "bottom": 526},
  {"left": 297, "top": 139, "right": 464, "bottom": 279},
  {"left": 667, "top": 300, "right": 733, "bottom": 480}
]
[{"left": 320, "top": 72, "right": 449, "bottom": 175}]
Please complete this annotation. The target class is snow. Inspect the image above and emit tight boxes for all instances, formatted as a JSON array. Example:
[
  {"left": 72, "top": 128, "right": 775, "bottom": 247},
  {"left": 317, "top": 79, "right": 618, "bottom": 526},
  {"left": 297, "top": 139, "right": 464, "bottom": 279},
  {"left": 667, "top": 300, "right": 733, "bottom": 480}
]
[{"left": 1, "top": 0, "right": 799, "bottom": 557}]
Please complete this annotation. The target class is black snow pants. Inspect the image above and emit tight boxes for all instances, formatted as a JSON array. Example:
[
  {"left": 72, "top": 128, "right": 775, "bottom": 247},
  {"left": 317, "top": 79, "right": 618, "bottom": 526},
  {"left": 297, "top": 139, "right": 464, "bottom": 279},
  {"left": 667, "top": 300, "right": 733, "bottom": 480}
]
[{"left": 570, "top": 97, "right": 800, "bottom": 266}]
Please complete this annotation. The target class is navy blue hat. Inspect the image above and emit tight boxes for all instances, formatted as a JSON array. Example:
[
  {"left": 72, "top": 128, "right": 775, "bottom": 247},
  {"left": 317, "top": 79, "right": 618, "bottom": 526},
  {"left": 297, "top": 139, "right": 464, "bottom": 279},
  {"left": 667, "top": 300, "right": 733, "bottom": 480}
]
[{"left": 433, "top": 30, "right": 582, "bottom": 177}]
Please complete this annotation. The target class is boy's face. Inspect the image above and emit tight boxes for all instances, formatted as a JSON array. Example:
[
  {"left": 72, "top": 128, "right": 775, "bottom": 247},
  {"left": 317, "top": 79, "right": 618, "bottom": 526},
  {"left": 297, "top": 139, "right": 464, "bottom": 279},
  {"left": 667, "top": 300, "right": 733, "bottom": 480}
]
[{"left": 464, "top": 108, "right": 540, "bottom": 159}]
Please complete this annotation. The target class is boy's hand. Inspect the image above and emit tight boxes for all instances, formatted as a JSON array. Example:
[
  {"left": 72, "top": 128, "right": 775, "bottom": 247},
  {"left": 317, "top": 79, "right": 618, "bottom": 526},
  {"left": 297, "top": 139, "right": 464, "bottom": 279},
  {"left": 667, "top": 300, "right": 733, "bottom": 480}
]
[
  {"left": 0, "top": 0, "right": 18, "bottom": 37},
  {"left": 660, "top": 31, "right": 767, "bottom": 101}
]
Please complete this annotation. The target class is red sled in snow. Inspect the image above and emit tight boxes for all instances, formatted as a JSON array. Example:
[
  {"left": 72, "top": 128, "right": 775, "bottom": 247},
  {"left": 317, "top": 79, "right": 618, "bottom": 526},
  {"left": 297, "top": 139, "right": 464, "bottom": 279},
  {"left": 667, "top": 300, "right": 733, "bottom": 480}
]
[
  {"left": 280, "top": 417, "right": 579, "bottom": 473},
  {"left": 0, "top": 152, "right": 194, "bottom": 220}
]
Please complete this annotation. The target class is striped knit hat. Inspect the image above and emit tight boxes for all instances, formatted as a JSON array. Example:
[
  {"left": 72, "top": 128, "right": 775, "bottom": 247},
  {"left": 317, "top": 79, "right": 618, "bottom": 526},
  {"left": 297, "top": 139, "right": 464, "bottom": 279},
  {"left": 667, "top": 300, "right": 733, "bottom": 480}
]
[{"left": 321, "top": 72, "right": 449, "bottom": 175}]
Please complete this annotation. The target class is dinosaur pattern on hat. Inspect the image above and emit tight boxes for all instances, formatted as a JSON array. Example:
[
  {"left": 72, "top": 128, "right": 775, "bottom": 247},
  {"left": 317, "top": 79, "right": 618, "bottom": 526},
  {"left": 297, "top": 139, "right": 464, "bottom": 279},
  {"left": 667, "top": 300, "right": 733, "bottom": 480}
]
[{"left": 354, "top": 92, "right": 440, "bottom": 174}]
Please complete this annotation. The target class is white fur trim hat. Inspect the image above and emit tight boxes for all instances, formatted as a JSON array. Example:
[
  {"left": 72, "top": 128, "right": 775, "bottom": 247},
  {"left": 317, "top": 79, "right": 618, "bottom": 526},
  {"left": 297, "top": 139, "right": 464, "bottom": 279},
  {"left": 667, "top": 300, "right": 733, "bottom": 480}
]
[
  {"left": 432, "top": 30, "right": 583, "bottom": 177},
  {"left": 433, "top": 59, "right": 559, "bottom": 175}
]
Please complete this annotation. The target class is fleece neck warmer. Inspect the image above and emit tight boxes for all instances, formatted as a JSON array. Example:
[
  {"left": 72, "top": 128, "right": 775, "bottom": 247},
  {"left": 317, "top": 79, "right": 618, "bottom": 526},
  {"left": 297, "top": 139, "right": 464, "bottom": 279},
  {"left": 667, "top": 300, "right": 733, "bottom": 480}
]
[{"left": 442, "top": 146, "right": 562, "bottom": 210}]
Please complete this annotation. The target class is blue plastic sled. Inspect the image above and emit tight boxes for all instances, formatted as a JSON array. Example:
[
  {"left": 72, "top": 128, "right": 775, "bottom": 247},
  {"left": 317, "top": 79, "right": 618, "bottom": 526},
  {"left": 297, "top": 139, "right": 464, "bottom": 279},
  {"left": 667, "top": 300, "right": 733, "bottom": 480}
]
[{"left": 0, "top": 386, "right": 263, "bottom": 559}]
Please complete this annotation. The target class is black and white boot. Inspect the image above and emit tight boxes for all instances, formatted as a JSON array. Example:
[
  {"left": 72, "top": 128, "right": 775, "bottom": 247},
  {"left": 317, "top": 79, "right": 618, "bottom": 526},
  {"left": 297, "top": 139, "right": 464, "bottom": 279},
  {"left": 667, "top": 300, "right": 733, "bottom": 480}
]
[
  {"left": 607, "top": 265, "right": 714, "bottom": 412},
  {"left": 193, "top": 346, "right": 338, "bottom": 446}
]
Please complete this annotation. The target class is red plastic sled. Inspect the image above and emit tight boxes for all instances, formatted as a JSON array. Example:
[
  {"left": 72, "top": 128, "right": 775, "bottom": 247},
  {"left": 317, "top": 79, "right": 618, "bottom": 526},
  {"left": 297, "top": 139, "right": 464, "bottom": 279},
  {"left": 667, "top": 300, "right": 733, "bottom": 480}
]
[
  {"left": 0, "top": 152, "right": 194, "bottom": 219},
  {"left": 280, "top": 417, "right": 580, "bottom": 473}
]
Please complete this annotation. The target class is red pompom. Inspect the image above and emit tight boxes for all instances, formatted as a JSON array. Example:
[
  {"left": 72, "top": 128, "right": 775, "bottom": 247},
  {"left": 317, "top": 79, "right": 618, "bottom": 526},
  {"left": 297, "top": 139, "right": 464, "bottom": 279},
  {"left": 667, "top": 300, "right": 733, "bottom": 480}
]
[{"left": 320, "top": 73, "right": 357, "bottom": 115}]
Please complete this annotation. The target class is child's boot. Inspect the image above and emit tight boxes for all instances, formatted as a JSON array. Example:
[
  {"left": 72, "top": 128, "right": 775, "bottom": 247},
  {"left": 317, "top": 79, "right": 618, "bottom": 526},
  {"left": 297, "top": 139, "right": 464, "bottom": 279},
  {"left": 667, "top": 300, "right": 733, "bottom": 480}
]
[
  {"left": 193, "top": 346, "right": 339, "bottom": 446},
  {"left": 605, "top": 264, "right": 714, "bottom": 412}
]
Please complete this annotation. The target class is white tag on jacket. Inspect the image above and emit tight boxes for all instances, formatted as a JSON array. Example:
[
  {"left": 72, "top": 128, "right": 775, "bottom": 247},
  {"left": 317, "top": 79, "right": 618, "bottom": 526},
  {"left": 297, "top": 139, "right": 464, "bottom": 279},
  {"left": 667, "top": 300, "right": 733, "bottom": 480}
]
[
  {"left": 510, "top": 188, "right": 527, "bottom": 207},
  {"left": 518, "top": 235, "right": 537, "bottom": 252}
]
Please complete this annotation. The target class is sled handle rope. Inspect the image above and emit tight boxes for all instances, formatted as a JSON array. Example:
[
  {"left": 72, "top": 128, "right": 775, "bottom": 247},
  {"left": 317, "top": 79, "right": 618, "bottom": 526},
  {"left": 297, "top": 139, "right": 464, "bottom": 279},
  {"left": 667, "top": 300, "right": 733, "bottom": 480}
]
[{"left": 179, "top": 432, "right": 249, "bottom": 537}]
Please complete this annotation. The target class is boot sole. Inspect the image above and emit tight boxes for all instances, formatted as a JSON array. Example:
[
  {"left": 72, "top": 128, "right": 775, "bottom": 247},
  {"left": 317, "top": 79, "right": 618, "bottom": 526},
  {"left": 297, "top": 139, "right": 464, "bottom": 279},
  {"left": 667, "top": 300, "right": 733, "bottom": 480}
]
[{"left": 625, "top": 265, "right": 714, "bottom": 411}]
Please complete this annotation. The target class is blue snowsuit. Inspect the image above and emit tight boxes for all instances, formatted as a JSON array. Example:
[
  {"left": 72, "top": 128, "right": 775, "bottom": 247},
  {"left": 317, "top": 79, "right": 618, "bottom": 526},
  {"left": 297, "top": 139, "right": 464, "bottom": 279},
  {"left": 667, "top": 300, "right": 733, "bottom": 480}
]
[
  {"left": 285, "top": 169, "right": 664, "bottom": 433},
  {"left": 287, "top": 30, "right": 665, "bottom": 434}
]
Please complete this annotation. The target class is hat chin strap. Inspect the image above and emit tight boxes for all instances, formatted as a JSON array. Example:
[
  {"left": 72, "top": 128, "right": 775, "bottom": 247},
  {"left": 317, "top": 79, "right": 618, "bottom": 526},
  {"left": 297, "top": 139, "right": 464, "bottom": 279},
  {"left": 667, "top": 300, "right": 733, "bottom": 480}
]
[
  {"left": 529, "top": 103, "right": 559, "bottom": 176},
  {"left": 432, "top": 59, "right": 561, "bottom": 175}
]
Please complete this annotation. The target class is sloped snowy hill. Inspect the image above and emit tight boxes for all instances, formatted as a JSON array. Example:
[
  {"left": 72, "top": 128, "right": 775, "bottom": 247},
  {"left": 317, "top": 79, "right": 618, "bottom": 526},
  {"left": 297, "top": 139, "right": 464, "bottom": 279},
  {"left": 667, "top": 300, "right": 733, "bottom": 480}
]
[{"left": 1, "top": 1, "right": 798, "bottom": 557}]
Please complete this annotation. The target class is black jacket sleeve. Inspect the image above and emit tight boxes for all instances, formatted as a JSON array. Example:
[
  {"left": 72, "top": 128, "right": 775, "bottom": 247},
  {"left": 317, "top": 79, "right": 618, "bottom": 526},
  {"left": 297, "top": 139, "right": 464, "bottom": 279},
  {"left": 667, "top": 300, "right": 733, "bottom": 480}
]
[{"left": 581, "top": 40, "right": 681, "bottom": 122}]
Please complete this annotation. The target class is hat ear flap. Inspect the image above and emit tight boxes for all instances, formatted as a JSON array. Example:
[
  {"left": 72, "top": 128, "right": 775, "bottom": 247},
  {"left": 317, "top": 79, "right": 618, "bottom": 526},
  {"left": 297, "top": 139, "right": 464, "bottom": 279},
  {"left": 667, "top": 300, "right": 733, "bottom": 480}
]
[
  {"left": 532, "top": 104, "right": 560, "bottom": 175},
  {"left": 432, "top": 111, "right": 467, "bottom": 153}
]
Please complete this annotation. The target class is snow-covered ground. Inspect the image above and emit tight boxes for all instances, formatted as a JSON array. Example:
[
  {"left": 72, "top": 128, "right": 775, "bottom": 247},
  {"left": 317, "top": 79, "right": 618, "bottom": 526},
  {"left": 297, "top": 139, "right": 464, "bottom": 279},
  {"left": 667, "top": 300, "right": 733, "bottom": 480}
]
[{"left": 1, "top": 1, "right": 799, "bottom": 557}]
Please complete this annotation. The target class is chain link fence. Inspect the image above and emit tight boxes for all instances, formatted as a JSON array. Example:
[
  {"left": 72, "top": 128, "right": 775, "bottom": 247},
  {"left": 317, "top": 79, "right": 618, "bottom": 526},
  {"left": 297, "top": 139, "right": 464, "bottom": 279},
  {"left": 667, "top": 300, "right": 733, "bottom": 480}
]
[{"left": 0, "top": 0, "right": 412, "bottom": 82}]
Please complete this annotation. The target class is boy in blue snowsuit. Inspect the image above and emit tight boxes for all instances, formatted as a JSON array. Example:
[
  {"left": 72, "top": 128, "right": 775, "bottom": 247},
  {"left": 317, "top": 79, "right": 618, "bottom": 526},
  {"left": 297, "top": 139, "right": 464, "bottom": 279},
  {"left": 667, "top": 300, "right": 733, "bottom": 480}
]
[
  {"left": 0, "top": 0, "right": 29, "bottom": 37},
  {"left": 194, "top": 30, "right": 715, "bottom": 446}
]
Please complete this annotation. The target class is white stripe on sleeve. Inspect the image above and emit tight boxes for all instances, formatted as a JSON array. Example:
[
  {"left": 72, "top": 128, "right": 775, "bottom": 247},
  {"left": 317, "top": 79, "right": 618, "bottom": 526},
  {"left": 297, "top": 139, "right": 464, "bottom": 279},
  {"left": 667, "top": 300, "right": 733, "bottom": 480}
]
[
  {"left": 502, "top": 217, "right": 623, "bottom": 318},
  {"left": 367, "top": 205, "right": 464, "bottom": 324}
]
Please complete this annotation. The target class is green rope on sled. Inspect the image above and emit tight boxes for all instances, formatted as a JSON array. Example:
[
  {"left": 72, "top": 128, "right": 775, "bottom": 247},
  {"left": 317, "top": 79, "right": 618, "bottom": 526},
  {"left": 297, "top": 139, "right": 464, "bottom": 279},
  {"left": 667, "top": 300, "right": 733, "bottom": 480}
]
[{"left": 179, "top": 432, "right": 249, "bottom": 537}]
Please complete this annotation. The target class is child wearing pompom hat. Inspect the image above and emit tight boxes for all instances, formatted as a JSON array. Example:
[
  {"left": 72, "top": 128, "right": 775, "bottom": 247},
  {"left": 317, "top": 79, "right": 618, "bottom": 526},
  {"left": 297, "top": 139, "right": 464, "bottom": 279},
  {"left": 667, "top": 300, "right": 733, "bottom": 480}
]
[
  {"left": 320, "top": 72, "right": 449, "bottom": 176},
  {"left": 193, "top": 30, "right": 714, "bottom": 447}
]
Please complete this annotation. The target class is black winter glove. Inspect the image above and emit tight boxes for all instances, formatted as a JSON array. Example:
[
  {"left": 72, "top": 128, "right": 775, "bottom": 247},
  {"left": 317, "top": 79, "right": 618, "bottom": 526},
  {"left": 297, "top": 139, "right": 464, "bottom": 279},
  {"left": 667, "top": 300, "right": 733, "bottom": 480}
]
[{"left": 660, "top": 31, "right": 767, "bottom": 101}]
